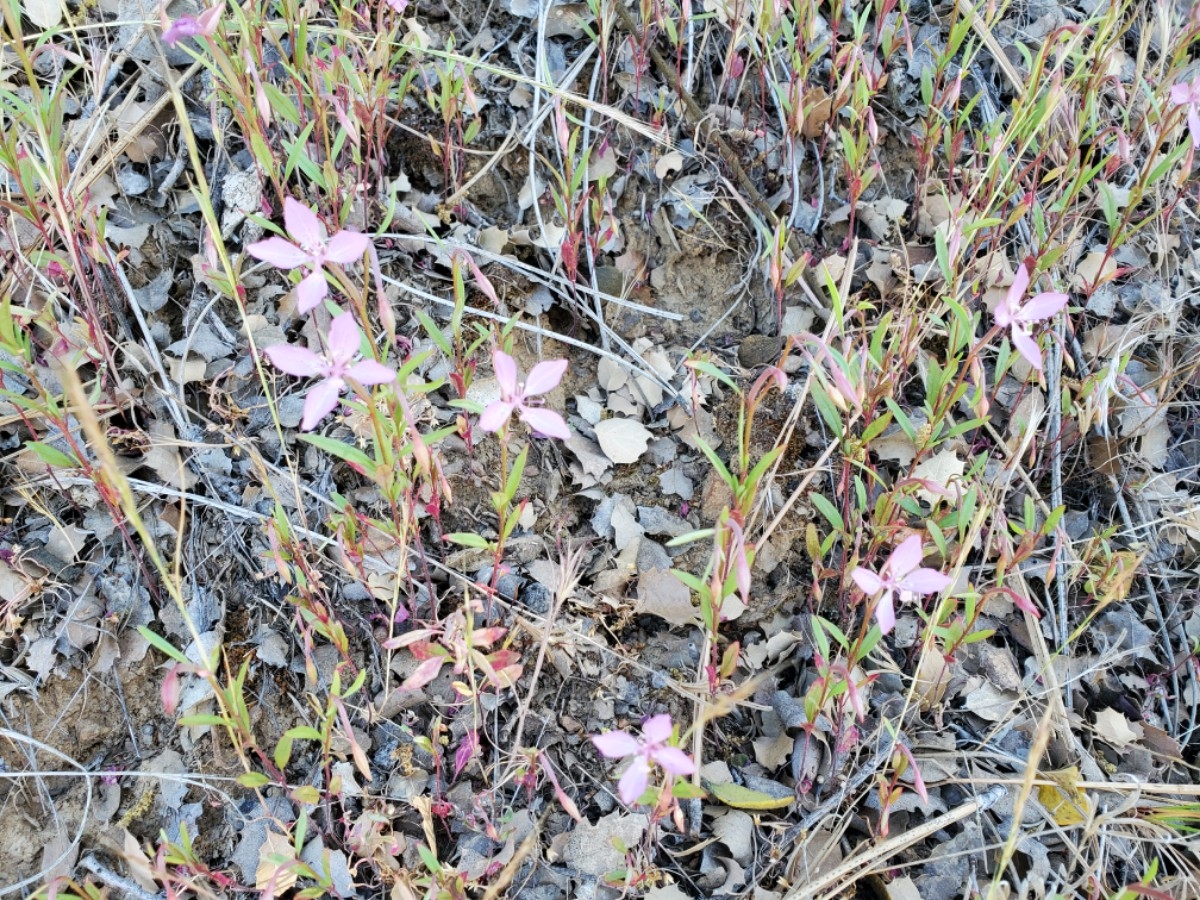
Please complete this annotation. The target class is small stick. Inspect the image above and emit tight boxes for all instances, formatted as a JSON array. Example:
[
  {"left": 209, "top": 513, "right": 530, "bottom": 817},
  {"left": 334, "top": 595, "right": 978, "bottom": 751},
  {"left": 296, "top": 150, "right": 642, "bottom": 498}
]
[
  {"left": 787, "top": 784, "right": 1007, "bottom": 900},
  {"left": 80, "top": 856, "right": 165, "bottom": 900}
]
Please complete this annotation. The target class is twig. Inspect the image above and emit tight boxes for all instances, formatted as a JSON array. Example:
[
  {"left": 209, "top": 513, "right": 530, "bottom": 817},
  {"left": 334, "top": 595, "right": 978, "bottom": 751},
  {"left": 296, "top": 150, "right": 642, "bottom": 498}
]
[
  {"left": 80, "top": 856, "right": 165, "bottom": 900},
  {"left": 791, "top": 784, "right": 1007, "bottom": 900}
]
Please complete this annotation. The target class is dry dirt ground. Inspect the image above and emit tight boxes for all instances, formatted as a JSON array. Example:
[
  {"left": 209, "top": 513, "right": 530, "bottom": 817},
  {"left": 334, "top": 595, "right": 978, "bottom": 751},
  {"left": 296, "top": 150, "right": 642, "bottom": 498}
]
[{"left": 3, "top": 0, "right": 1200, "bottom": 897}]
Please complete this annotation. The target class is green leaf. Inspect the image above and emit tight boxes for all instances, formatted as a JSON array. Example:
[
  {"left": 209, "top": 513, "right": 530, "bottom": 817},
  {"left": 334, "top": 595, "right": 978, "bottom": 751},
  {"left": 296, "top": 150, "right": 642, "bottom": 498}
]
[
  {"left": 300, "top": 434, "right": 376, "bottom": 472},
  {"left": 415, "top": 309, "right": 453, "bottom": 356},
  {"left": 138, "top": 626, "right": 189, "bottom": 663},
  {"left": 445, "top": 532, "right": 491, "bottom": 549},
  {"left": 179, "top": 714, "right": 228, "bottom": 727},
  {"left": 25, "top": 440, "right": 78, "bottom": 469},
  {"left": 810, "top": 493, "right": 845, "bottom": 533},
  {"left": 673, "top": 781, "right": 706, "bottom": 800},
  {"left": 692, "top": 437, "right": 735, "bottom": 493},
  {"left": 504, "top": 446, "right": 528, "bottom": 504},
  {"left": 237, "top": 772, "right": 271, "bottom": 788},
  {"left": 671, "top": 570, "right": 706, "bottom": 595},
  {"left": 705, "top": 781, "right": 794, "bottom": 811},
  {"left": 291, "top": 785, "right": 320, "bottom": 805},
  {"left": 686, "top": 359, "right": 739, "bottom": 393},
  {"left": 665, "top": 528, "right": 715, "bottom": 547},
  {"left": 417, "top": 844, "right": 442, "bottom": 874}
]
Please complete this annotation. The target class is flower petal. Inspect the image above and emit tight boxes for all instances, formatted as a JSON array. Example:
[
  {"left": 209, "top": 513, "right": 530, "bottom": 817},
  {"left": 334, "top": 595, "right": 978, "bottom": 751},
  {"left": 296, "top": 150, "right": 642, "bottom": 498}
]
[
  {"left": 477, "top": 401, "right": 515, "bottom": 432},
  {"left": 327, "top": 312, "right": 361, "bottom": 362},
  {"left": 347, "top": 359, "right": 397, "bottom": 385},
  {"left": 616, "top": 756, "right": 650, "bottom": 805},
  {"left": 592, "top": 730, "right": 640, "bottom": 759},
  {"left": 1189, "top": 105, "right": 1200, "bottom": 149},
  {"left": 1019, "top": 291, "right": 1069, "bottom": 323},
  {"left": 295, "top": 270, "right": 328, "bottom": 313},
  {"left": 523, "top": 359, "right": 568, "bottom": 396},
  {"left": 518, "top": 407, "right": 570, "bottom": 440},
  {"left": 1171, "top": 82, "right": 1192, "bottom": 106},
  {"left": 300, "top": 378, "right": 343, "bottom": 430},
  {"left": 1007, "top": 262, "right": 1031, "bottom": 307},
  {"left": 195, "top": 0, "right": 224, "bottom": 32},
  {"left": 264, "top": 343, "right": 323, "bottom": 377},
  {"left": 162, "top": 15, "right": 201, "bottom": 45},
  {"left": 1010, "top": 326, "right": 1044, "bottom": 372},
  {"left": 850, "top": 568, "right": 883, "bottom": 596},
  {"left": 641, "top": 714, "right": 673, "bottom": 745},
  {"left": 283, "top": 197, "right": 323, "bottom": 251},
  {"left": 492, "top": 350, "right": 519, "bottom": 397},
  {"left": 887, "top": 534, "right": 925, "bottom": 579},
  {"left": 898, "top": 568, "right": 952, "bottom": 595},
  {"left": 874, "top": 591, "right": 896, "bottom": 635},
  {"left": 246, "top": 236, "right": 309, "bottom": 269},
  {"left": 324, "top": 230, "right": 371, "bottom": 265},
  {"left": 651, "top": 746, "right": 695, "bottom": 777}
]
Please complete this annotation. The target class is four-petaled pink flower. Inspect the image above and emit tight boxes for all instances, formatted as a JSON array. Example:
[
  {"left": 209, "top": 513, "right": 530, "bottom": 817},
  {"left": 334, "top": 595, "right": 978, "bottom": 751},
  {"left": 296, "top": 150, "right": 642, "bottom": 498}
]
[
  {"left": 247, "top": 197, "right": 372, "bottom": 314},
  {"left": 591, "top": 714, "right": 696, "bottom": 805},
  {"left": 478, "top": 349, "right": 570, "bottom": 440},
  {"left": 160, "top": 0, "right": 224, "bottom": 46},
  {"left": 264, "top": 312, "right": 396, "bottom": 431},
  {"left": 1170, "top": 75, "right": 1200, "bottom": 149},
  {"left": 850, "top": 534, "right": 951, "bottom": 635},
  {"left": 993, "top": 262, "right": 1069, "bottom": 373}
]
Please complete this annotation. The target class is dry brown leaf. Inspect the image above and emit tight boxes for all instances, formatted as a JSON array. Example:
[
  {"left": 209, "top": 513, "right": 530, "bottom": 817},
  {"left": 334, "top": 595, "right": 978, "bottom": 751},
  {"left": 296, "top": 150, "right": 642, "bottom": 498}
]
[
  {"left": 594, "top": 417, "right": 651, "bottom": 464},
  {"left": 1071, "top": 250, "right": 1119, "bottom": 292},
  {"left": 1093, "top": 707, "right": 1143, "bottom": 749},
  {"left": 255, "top": 829, "right": 298, "bottom": 892},
  {"left": 910, "top": 448, "right": 964, "bottom": 506},
  {"left": 23, "top": 0, "right": 63, "bottom": 28}
]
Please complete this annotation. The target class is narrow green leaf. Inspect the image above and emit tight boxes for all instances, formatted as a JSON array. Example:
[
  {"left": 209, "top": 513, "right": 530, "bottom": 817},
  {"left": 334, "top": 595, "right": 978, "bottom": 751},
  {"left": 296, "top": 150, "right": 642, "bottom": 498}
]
[
  {"left": 810, "top": 493, "right": 845, "bottom": 533},
  {"left": 24, "top": 440, "right": 77, "bottom": 469},
  {"left": 138, "top": 626, "right": 189, "bottom": 663}
]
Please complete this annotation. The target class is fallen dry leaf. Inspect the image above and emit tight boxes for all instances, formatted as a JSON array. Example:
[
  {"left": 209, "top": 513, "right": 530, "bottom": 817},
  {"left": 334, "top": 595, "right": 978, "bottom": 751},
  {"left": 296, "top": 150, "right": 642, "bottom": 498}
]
[
  {"left": 1093, "top": 707, "right": 1143, "bottom": 749},
  {"left": 594, "top": 417, "right": 652, "bottom": 465}
]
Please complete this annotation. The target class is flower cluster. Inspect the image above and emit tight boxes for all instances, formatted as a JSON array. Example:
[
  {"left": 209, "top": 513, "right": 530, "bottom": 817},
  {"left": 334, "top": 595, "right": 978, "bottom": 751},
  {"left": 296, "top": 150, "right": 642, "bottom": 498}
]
[{"left": 249, "top": 198, "right": 389, "bottom": 431}]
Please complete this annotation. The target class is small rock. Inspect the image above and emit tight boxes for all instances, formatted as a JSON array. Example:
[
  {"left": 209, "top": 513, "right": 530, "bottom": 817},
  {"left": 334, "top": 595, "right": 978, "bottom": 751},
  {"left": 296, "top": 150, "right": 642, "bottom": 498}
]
[
  {"left": 738, "top": 334, "right": 783, "bottom": 369},
  {"left": 521, "top": 582, "right": 553, "bottom": 615},
  {"left": 637, "top": 539, "right": 671, "bottom": 573},
  {"left": 637, "top": 506, "right": 691, "bottom": 538},
  {"left": 700, "top": 472, "right": 734, "bottom": 521}
]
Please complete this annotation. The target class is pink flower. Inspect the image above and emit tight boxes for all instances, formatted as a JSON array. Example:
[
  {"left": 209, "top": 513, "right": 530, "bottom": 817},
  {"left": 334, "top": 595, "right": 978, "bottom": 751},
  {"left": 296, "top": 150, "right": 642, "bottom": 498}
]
[
  {"left": 160, "top": 0, "right": 224, "bottom": 46},
  {"left": 247, "top": 197, "right": 372, "bottom": 314},
  {"left": 993, "top": 262, "right": 1069, "bottom": 372},
  {"left": 850, "top": 534, "right": 951, "bottom": 635},
  {"left": 1170, "top": 74, "right": 1200, "bottom": 149},
  {"left": 477, "top": 349, "right": 569, "bottom": 440},
  {"left": 264, "top": 312, "right": 396, "bottom": 431},
  {"left": 591, "top": 714, "right": 695, "bottom": 805}
]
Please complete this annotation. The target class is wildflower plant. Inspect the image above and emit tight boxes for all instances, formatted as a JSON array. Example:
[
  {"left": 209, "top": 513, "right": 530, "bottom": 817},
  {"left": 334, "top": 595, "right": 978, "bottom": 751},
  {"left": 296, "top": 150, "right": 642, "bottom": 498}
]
[
  {"left": 263, "top": 311, "right": 396, "bottom": 431},
  {"left": 592, "top": 714, "right": 696, "bottom": 806},
  {"left": 850, "top": 534, "right": 953, "bottom": 635},
  {"left": 1170, "top": 73, "right": 1200, "bottom": 148},
  {"left": 478, "top": 350, "right": 570, "bottom": 440},
  {"left": 247, "top": 197, "right": 372, "bottom": 313},
  {"left": 992, "top": 263, "right": 1070, "bottom": 373},
  {"left": 160, "top": 0, "right": 225, "bottom": 46}
]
